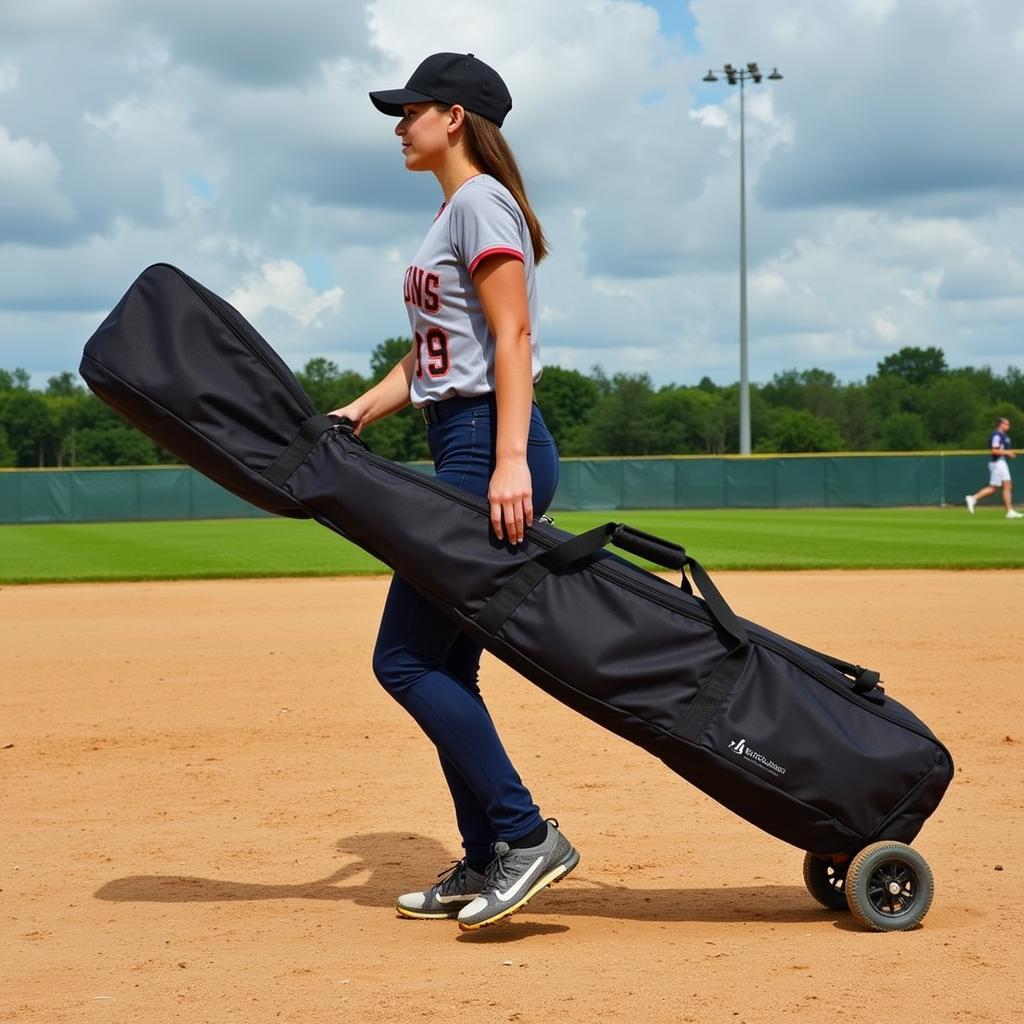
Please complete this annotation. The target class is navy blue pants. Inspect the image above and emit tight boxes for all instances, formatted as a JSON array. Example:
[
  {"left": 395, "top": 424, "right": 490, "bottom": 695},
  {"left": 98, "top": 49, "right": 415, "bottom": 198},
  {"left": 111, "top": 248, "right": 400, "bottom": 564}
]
[{"left": 372, "top": 397, "right": 560, "bottom": 864}]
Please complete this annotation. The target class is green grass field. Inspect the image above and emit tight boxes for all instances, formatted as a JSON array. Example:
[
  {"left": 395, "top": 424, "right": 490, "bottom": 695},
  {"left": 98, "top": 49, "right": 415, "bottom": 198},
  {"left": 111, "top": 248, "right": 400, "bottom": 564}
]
[{"left": 1, "top": 506, "right": 1021, "bottom": 584}]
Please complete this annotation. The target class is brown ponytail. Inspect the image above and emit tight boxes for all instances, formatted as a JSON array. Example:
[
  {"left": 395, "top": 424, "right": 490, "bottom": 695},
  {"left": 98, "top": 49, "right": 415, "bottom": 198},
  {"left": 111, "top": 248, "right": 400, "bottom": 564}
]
[{"left": 459, "top": 110, "right": 549, "bottom": 263}]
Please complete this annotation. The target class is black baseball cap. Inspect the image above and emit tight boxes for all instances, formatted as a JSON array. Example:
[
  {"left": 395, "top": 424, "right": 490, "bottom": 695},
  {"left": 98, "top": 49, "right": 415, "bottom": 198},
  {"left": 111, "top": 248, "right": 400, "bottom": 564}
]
[{"left": 369, "top": 52, "right": 512, "bottom": 127}]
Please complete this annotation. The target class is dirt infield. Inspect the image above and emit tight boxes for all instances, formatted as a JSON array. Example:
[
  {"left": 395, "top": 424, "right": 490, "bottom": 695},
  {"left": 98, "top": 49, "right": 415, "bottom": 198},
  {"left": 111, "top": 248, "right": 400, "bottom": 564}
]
[{"left": 2, "top": 571, "right": 1021, "bottom": 1023}]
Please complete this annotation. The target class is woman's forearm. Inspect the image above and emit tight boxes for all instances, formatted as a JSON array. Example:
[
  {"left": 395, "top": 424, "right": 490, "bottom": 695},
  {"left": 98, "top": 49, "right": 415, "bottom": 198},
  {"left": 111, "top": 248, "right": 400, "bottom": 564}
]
[
  {"left": 493, "top": 328, "right": 534, "bottom": 462},
  {"left": 354, "top": 348, "right": 416, "bottom": 426}
]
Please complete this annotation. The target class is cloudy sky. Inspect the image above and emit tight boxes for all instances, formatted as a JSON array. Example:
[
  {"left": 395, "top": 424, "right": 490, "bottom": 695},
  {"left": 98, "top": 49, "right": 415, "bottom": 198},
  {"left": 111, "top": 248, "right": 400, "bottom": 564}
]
[{"left": 2, "top": 0, "right": 1023, "bottom": 390}]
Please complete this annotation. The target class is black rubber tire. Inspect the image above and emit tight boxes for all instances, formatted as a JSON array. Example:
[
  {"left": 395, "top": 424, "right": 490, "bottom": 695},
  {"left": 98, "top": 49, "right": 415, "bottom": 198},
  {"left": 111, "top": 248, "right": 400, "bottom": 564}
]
[
  {"left": 802, "top": 852, "right": 849, "bottom": 911},
  {"left": 845, "top": 841, "right": 934, "bottom": 931}
]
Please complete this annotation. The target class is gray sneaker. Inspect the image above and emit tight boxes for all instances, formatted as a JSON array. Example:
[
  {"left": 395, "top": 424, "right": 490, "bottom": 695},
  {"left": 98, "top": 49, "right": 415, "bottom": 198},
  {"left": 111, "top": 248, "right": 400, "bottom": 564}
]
[
  {"left": 457, "top": 820, "right": 579, "bottom": 931},
  {"left": 396, "top": 859, "right": 487, "bottom": 920}
]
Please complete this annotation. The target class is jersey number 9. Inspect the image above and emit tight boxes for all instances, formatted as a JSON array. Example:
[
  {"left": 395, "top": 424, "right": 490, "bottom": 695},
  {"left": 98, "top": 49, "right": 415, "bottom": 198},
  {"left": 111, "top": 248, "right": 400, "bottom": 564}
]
[{"left": 415, "top": 328, "right": 450, "bottom": 379}]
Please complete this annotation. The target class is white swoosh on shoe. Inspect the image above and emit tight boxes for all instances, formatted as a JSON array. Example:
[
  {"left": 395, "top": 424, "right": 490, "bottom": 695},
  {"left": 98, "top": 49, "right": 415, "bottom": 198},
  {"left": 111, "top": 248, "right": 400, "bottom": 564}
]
[
  {"left": 436, "top": 892, "right": 478, "bottom": 904},
  {"left": 495, "top": 856, "right": 545, "bottom": 902}
]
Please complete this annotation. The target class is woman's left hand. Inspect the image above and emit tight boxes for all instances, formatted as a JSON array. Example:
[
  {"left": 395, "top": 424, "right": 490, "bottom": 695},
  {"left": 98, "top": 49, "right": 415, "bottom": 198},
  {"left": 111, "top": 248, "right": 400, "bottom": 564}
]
[{"left": 488, "top": 457, "right": 533, "bottom": 545}]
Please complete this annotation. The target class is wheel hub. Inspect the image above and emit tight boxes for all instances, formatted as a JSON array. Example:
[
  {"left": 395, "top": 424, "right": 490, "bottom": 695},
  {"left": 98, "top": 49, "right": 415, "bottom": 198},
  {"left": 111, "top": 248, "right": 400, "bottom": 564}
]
[{"left": 870, "top": 863, "right": 916, "bottom": 916}]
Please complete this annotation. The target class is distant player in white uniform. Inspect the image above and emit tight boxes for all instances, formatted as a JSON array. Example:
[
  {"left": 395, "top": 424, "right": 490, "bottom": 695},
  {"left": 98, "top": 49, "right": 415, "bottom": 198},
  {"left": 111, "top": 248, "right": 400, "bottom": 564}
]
[{"left": 966, "top": 416, "right": 1022, "bottom": 518}]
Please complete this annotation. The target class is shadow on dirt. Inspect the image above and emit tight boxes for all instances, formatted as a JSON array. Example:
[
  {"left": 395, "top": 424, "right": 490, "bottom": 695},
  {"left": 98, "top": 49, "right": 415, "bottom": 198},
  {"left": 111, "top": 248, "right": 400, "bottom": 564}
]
[{"left": 95, "top": 830, "right": 833, "bottom": 925}]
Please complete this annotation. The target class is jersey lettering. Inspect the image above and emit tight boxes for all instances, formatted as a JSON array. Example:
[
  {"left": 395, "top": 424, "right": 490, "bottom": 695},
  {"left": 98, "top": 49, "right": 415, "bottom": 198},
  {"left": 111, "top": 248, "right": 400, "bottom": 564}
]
[
  {"left": 403, "top": 266, "right": 421, "bottom": 307},
  {"left": 415, "top": 328, "right": 450, "bottom": 379},
  {"left": 423, "top": 272, "right": 440, "bottom": 313},
  {"left": 404, "top": 266, "right": 441, "bottom": 313}
]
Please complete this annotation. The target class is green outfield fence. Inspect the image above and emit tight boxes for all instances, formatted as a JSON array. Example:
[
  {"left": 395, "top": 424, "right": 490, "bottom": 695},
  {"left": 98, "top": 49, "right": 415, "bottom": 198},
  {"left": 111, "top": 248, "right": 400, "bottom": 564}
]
[{"left": 0, "top": 452, "right": 994, "bottom": 524}]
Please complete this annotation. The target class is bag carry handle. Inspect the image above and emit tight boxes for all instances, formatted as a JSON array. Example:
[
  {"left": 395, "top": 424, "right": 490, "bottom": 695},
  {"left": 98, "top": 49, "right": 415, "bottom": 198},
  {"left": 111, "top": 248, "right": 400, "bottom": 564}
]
[
  {"left": 473, "top": 520, "right": 750, "bottom": 746},
  {"left": 609, "top": 523, "right": 687, "bottom": 571},
  {"left": 475, "top": 521, "right": 749, "bottom": 649},
  {"left": 556, "top": 522, "right": 747, "bottom": 648}
]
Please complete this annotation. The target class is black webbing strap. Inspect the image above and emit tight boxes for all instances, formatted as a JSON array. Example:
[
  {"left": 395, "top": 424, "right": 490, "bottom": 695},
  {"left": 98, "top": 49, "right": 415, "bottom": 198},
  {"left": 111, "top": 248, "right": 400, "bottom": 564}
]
[
  {"left": 262, "top": 414, "right": 337, "bottom": 487},
  {"left": 537, "top": 522, "right": 619, "bottom": 570},
  {"left": 473, "top": 559, "right": 551, "bottom": 636},
  {"left": 473, "top": 523, "right": 617, "bottom": 636},
  {"left": 473, "top": 521, "right": 749, "bottom": 651},
  {"left": 672, "top": 643, "right": 749, "bottom": 743},
  {"left": 473, "top": 519, "right": 753, "bottom": 741},
  {"left": 788, "top": 639, "right": 882, "bottom": 695},
  {"left": 682, "top": 556, "right": 748, "bottom": 647},
  {"left": 664, "top": 554, "right": 751, "bottom": 741}
]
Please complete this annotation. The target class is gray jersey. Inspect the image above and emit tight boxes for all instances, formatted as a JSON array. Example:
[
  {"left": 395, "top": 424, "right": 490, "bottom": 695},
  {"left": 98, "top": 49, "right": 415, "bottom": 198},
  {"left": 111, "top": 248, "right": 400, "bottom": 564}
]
[{"left": 404, "top": 174, "right": 541, "bottom": 406}]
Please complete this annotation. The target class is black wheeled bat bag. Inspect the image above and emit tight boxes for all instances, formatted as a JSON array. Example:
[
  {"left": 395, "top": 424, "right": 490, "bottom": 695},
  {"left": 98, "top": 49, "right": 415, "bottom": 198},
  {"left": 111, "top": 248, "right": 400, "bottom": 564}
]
[{"left": 80, "top": 264, "right": 953, "bottom": 857}]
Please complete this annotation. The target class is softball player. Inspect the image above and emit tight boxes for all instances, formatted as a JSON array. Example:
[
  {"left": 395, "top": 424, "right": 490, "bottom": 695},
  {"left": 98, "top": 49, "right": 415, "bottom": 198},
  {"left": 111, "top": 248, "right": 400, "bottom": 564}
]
[
  {"left": 966, "top": 416, "right": 1022, "bottom": 518},
  {"left": 331, "top": 53, "right": 579, "bottom": 930}
]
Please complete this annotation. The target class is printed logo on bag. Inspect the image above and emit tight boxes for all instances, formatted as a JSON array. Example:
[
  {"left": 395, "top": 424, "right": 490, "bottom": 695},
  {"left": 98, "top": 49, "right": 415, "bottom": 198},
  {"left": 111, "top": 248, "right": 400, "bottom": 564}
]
[{"left": 726, "top": 737, "right": 786, "bottom": 776}]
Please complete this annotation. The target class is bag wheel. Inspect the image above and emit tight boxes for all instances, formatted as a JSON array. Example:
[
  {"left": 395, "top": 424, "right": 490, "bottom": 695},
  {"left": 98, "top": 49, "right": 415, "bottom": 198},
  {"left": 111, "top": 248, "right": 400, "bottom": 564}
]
[
  {"left": 845, "top": 841, "right": 934, "bottom": 931},
  {"left": 802, "top": 851, "right": 849, "bottom": 911}
]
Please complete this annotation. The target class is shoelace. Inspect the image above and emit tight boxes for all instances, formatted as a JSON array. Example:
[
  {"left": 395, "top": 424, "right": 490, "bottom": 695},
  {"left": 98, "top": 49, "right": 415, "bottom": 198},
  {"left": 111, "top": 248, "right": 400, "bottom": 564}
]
[
  {"left": 435, "top": 858, "right": 469, "bottom": 896},
  {"left": 483, "top": 843, "right": 512, "bottom": 890},
  {"left": 484, "top": 818, "right": 560, "bottom": 891}
]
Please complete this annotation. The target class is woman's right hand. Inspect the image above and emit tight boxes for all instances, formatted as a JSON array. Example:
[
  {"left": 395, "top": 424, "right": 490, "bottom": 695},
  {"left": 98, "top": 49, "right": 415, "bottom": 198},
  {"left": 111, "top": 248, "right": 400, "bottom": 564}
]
[
  {"left": 329, "top": 348, "right": 416, "bottom": 433},
  {"left": 328, "top": 401, "right": 367, "bottom": 434}
]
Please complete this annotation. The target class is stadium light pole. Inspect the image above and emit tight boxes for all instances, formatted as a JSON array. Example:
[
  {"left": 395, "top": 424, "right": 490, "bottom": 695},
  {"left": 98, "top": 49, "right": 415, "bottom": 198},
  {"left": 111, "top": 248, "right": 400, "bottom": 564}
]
[{"left": 702, "top": 63, "right": 782, "bottom": 455}]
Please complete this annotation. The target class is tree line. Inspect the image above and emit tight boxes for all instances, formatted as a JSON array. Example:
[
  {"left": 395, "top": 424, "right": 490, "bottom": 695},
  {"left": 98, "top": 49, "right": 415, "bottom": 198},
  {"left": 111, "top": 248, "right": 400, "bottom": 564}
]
[{"left": 1, "top": 344, "right": 1021, "bottom": 468}]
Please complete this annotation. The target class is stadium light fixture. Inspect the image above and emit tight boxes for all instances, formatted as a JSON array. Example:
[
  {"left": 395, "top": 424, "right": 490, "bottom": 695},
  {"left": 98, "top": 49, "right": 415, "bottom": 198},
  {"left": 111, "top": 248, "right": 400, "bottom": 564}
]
[{"left": 701, "top": 62, "right": 783, "bottom": 455}]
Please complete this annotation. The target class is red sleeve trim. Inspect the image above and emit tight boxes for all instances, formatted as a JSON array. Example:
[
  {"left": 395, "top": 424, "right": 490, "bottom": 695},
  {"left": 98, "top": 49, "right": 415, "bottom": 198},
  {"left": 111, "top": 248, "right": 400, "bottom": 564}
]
[{"left": 468, "top": 246, "right": 524, "bottom": 276}]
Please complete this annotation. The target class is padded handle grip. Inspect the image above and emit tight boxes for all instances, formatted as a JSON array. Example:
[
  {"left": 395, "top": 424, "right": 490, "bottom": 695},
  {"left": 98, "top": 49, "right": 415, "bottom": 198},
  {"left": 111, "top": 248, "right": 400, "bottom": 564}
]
[
  {"left": 611, "top": 524, "right": 687, "bottom": 570},
  {"left": 530, "top": 521, "right": 748, "bottom": 648}
]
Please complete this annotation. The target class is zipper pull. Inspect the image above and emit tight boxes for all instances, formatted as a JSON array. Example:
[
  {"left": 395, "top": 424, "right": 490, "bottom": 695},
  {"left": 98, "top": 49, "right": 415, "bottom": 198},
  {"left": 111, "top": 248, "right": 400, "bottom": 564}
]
[{"left": 330, "top": 417, "right": 371, "bottom": 452}]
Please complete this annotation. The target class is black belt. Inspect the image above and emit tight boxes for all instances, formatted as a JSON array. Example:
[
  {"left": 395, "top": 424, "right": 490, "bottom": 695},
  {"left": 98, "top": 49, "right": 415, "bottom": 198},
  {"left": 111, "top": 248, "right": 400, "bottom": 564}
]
[{"left": 419, "top": 393, "right": 496, "bottom": 424}]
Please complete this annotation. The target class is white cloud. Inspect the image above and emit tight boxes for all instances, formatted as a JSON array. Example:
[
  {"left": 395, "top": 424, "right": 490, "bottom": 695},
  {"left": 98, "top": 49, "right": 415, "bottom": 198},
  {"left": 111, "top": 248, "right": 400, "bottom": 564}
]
[
  {"left": 540, "top": 303, "right": 575, "bottom": 324},
  {"left": 0, "top": 0, "right": 1022, "bottom": 391},
  {"left": 850, "top": 0, "right": 898, "bottom": 21},
  {"left": 0, "top": 126, "right": 75, "bottom": 239},
  {"left": 228, "top": 260, "right": 344, "bottom": 327},
  {"left": 83, "top": 91, "right": 198, "bottom": 174},
  {"left": 900, "top": 287, "right": 928, "bottom": 309},
  {"left": 752, "top": 270, "right": 788, "bottom": 299},
  {"left": 872, "top": 313, "right": 902, "bottom": 344}
]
